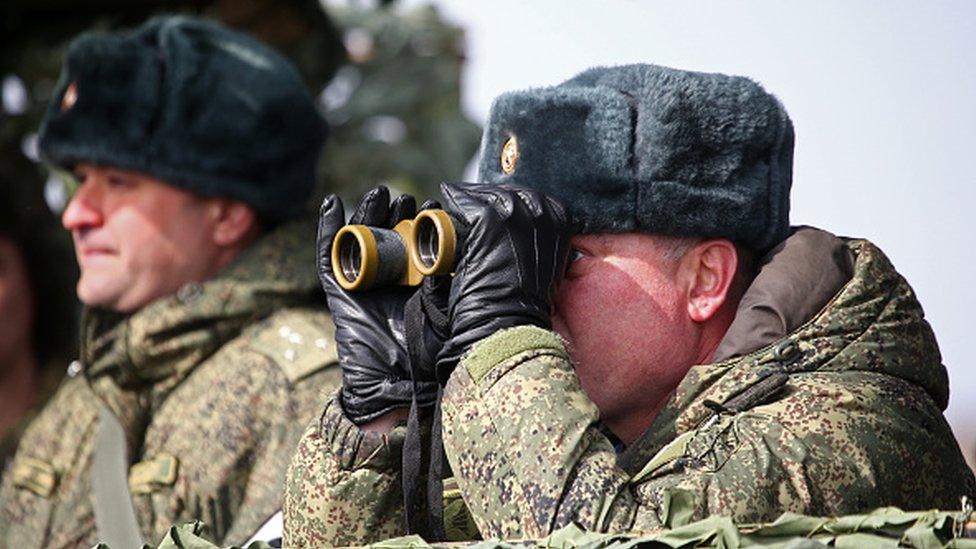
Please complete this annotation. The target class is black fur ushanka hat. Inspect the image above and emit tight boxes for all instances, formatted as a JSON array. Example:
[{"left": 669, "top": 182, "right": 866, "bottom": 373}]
[
  {"left": 477, "top": 64, "right": 794, "bottom": 251},
  {"left": 39, "top": 15, "right": 328, "bottom": 222}
]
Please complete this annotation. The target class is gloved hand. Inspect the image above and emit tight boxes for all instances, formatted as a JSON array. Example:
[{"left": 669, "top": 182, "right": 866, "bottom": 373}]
[
  {"left": 435, "top": 183, "right": 572, "bottom": 382},
  {"left": 317, "top": 186, "right": 440, "bottom": 425}
]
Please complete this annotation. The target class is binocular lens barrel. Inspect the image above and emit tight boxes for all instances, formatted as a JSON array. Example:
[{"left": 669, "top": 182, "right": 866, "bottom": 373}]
[
  {"left": 332, "top": 225, "right": 411, "bottom": 291},
  {"left": 416, "top": 219, "right": 440, "bottom": 269},
  {"left": 338, "top": 234, "right": 363, "bottom": 283},
  {"left": 331, "top": 210, "right": 457, "bottom": 291},
  {"left": 411, "top": 210, "right": 456, "bottom": 277}
]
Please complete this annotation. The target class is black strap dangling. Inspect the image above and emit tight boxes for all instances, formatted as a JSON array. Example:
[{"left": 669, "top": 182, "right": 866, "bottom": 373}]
[
  {"left": 402, "top": 291, "right": 429, "bottom": 537},
  {"left": 401, "top": 290, "right": 449, "bottom": 540},
  {"left": 426, "top": 386, "right": 446, "bottom": 540}
]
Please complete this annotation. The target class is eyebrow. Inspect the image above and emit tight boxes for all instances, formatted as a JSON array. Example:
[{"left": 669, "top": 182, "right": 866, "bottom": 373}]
[
  {"left": 590, "top": 234, "right": 615, "bottom": 253},
  {"left": 572, "top": 234, "right": 612, "bottom": 254}
]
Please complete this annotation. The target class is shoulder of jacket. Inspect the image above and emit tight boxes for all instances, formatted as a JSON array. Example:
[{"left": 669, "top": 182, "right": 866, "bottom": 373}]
[
  {"left": 31, "top": 373, "right": 96, "bottom": 421},
  {"left": 7, "top": 374, "right": 99, "bottom": 497},
  {"left": 242, "top": 307, "right": 338, "bottom": 384}
]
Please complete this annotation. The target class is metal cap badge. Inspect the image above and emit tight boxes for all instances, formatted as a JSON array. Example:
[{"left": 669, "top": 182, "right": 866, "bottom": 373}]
[
  {"left": 60, "top": 82, "right": 78, "bottom": 112},
  {"left": 501, "top": 136, "right": 519, "bottom": 174}
]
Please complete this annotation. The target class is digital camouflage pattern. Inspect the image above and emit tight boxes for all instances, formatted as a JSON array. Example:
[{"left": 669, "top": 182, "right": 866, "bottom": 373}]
[
  {"left": 0, "top": 365, "right": 63, "bottom": 481},
  {"left": 283, "top": 395, "right": 480, "bottom": 546},
  {"left": 441, "top": 237, "right": 975, "bottom": 539},
  {"left": 280, "top": 234, "right": 975, "bottom": 545},
  {"left": 0, "top": 219, "right": 341, "bottom": 548},
  {"left": 284, "top": 397, "right": 409, "bottom": 546}
]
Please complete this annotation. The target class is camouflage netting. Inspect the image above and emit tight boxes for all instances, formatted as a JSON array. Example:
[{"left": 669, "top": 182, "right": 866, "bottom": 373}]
[{"left": 135, "top": 506, "right": 976, "bottom": 549}]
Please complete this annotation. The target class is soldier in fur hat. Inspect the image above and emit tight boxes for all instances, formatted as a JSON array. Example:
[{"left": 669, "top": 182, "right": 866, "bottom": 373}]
[
  {"left": 0, "top": 16, "right": 341, "bottom": 548},
  {"left": 285, "top": 63, "right": 975, "bottom": 544}
]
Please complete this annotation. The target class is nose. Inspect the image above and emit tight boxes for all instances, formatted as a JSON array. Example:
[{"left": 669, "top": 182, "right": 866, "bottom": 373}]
[{"left": 61, "top": 180, "right": 104, "bottom": 231}]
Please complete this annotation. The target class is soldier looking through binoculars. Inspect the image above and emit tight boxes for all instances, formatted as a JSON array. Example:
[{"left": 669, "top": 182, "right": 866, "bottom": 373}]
[{"left": 284, "top": 63, "right": 976, "bottom": 545}]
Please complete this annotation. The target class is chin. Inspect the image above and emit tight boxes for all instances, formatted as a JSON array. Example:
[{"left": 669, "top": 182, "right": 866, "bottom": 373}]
[
  {"left": 77, "top": 292, "right": 114, "bottom": 309},
  {"left": 77, "top": 281, "right": 123, "bottom": 310}
]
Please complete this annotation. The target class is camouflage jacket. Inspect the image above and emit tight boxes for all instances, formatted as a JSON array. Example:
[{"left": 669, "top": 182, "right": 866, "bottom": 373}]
[
  {"left": 0, "top": 219, "right": 341, "bottom": 548},
  {"left": 284, "top": 229, "right": 974, "bottom": 545},
  {"left": 0, "top": 359, "right": 66, "bottom": 480},
  {"left": 283, "top": 388, "right": 475, "bottom": 545},
  {"left": 284, "top": 397, "right": 411, "bottom": 546},
  {"left": 441, "top": 232, "right": 975, "bottom": 538}
]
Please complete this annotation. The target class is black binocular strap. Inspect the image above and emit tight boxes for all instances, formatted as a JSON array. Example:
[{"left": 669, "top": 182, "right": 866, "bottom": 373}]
[
  {"left": 419, "top": 285, "right": 449, "bottom": 341},
  {"left": 400, "top": 372, "right": 427, "bottom": 539},
  {"left": 402, "top": 291, "right": 448, "bottom": 541},
  {"left": 428, "top": 388, "right": 445, "bottom": 538}
]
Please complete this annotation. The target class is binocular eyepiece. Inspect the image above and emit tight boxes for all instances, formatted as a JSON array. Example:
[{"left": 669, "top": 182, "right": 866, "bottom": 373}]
[{"left": 331, "top": 210, "right": 457, "bottom": 291}]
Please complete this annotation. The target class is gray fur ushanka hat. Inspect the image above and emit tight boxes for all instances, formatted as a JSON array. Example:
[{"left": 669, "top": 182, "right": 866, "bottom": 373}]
[
  {"left": 38, "top": 16, "right": 328, "bottom": 222},
  {"left": 477, "top": 63, "right": 794, "bottom": 251}
]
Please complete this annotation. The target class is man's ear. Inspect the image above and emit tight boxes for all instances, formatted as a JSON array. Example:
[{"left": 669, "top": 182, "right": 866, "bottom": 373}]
[
  {"left": 210, "top": 199, "right": 259, "bottom": 247},
  {"left": 682, "top": 239, "right": 738, "bottom": 323}
]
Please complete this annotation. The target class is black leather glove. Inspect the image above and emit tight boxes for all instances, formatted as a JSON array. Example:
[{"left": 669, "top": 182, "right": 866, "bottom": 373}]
[
  {"left": 317, "top": 186, "right": 439, "bottom": 424},
  {"left": 435, "top": 182, "right": 572, "bottom": 382}
]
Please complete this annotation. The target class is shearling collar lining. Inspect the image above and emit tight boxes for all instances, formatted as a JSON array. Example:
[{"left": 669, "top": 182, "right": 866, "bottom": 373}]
[{"left": 712, "top": 227, "right": 854, "bottom": 362}]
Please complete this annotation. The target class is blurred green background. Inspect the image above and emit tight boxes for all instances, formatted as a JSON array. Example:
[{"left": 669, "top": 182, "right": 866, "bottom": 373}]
[
  {"left": 1, "top": 0, "right": 482, "bottom": 212},
  {"left": 0, "top": 0, "right": 481, "bottom": 417}
]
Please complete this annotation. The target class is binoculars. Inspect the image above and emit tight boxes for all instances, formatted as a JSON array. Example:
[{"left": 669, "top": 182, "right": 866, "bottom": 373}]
[{"left": 331, "top": 210, "right": 458, "bottom": 291}]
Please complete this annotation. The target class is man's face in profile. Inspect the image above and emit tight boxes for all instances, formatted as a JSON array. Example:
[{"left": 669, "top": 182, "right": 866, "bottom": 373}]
[
  {"left": 552, "top": 233, "right": 702, "bottom": 436},
  {"left": 62, "top": 164, "right": 222, "bottom": 313}
]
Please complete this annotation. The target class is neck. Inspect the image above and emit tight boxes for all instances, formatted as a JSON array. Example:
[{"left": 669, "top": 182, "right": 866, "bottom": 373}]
[
  {"left": 696, "top": 303, "right": 738, "bottom": 364},
  {"left": 607, "top": 396, "right": 670, "bottom": 445},
  {"left": 695, "top": 330, "right": 726, "bottom": 365},
  {"left": 207, "top": 229, "right": 262, "bottom": 280},
  {"left": 0, "top": 348, "right": 39, "bottom": 436},
  {"left": 610, "top": 315, "right": 738, "bottom": 446}
]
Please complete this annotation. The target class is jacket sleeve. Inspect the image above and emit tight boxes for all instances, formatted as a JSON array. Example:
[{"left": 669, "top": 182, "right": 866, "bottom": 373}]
[
  {"left": 283, "top": 394, "right": 407, "bottom": 547},
  {"left": 440, "top": 326, "right": 828, "bottom": 539}
]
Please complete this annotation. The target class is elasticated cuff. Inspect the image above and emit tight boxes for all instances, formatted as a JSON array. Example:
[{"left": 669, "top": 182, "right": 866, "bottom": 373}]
[{"left": 319, "top": 394, "right": 407, "bottom": 472}]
